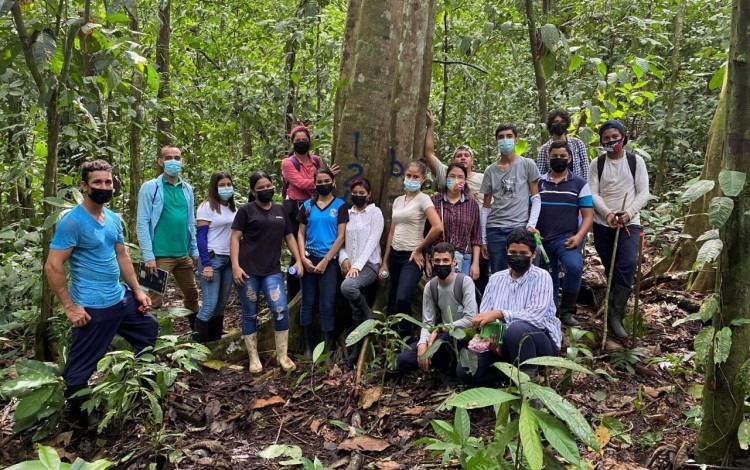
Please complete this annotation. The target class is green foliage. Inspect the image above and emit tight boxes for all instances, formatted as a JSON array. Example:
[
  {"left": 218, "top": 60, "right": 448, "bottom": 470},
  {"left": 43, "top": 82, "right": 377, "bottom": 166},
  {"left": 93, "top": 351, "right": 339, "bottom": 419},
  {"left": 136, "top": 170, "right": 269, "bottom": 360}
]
[
  {"left": 609, "top": 347, "right": 646, "bottom": 374},
  {"left": 258, "top": 444, "right": 327, "bottom": 468},
  {"left": 0, "top": 360, "right": 65, "bottom": 441},
  {"left": 4, "top": 444, "right": 113, "bottom": 470}
]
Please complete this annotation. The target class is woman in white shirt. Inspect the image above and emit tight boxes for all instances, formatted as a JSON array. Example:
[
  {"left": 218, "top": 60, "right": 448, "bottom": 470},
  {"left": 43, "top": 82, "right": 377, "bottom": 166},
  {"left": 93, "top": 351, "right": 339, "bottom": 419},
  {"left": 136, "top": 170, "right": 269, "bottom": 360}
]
[
  {"left": 339, "top": 178, "right": 384, "bottom": 365},
  {"left": 380, "top": 160, "right": 443, "bottom": 338},
  {"left": 192, "top": 171, "right": 237, "bottom": 343}
]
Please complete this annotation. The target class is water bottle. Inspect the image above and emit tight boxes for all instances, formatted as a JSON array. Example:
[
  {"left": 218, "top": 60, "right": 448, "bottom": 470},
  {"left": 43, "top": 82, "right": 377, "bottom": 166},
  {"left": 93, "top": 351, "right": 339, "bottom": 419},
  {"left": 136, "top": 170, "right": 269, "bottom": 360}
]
[
  {"left": 288, "top": 266, "right": 298, "bottom": 276},
  {"left": 379, "top": 270, "right": 389, "bottom": 279}
]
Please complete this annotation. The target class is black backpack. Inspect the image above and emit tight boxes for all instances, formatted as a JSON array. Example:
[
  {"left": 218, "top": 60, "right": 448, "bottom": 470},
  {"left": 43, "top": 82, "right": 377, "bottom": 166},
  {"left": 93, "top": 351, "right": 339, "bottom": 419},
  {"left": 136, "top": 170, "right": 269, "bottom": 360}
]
[
  {"left": 281, "top": 154, "right": 323, "bottom": 199},
  {"left": 596, "top": 151, "right": 637, "bottom": 183}
]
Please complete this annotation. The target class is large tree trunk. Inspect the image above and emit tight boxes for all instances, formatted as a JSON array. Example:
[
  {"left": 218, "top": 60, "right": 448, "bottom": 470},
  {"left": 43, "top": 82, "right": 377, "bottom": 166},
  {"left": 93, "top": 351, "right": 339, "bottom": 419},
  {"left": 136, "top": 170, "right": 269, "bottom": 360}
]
[
  {"left": 156, "top": 0, "right": 171, "bottom": 146},
  {"left": 695, "top": 0, "right": 750, "bottom": 464},
  {"left": 525, "top": 0, "right": 547, "bottom": 130},
  {"left": 653, "top": 0, "right": 687, "bottom": 195},
  {"left": 331, "top": 0, "right": 436, "bottom": 223},
  {"left": 127, "top": 4, "right": 144, "bottom": 235}
]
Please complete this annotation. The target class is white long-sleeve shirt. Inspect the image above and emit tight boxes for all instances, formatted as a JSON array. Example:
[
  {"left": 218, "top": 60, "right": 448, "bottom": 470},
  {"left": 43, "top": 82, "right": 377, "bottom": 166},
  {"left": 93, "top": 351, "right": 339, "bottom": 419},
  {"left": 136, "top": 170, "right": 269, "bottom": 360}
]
[
  {"left": 588, "top": 153, "right": 650, "bottom": 226},
  {"left": 480, "top": 265, "right": 561, "bottom": 348},
  {"left": 338, "top": 204, "right": 384, "bottom": 270}
]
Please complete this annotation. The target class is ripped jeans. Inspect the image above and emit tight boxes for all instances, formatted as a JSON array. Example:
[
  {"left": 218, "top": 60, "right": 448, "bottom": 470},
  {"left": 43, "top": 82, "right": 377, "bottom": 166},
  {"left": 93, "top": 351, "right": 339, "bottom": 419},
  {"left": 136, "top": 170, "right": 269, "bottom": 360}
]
[{"left": 236, "top": 272, "right": 290, "bottom": 335}]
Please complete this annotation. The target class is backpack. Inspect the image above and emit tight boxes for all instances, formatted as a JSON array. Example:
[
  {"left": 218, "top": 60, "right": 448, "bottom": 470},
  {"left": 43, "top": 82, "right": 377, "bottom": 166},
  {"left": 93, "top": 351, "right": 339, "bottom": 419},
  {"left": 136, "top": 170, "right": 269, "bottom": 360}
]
[
  {"left": 281, "top": 154, "right": 323, "bottom": 199},
  {"left": 429, "top": 273, "right": 469, "bottom": 318},
  {"left": 596, "top": 151, "right": 636, "bottom": 184}
]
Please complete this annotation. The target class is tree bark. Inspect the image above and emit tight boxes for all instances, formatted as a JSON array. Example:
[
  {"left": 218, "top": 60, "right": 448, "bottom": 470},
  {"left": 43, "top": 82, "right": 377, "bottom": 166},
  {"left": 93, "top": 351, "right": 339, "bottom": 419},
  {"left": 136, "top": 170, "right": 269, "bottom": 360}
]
[
  {"left": 653, "top": 0, "right": 687, "bottom": 194},
  {"left": 695, "top": 0, "right": 750, "bottom": 463},
  {"left": 525, "top": 0, "right": 547, "bottom": 128},
  {"left": 127, "top": 4, "right": 144, "bottom": 236},
  {"left": 331, "top": 0, "right": 437, "bottom": 224},
  {"left": 156, "top": 0, "right": 171, "bottom": 146}
]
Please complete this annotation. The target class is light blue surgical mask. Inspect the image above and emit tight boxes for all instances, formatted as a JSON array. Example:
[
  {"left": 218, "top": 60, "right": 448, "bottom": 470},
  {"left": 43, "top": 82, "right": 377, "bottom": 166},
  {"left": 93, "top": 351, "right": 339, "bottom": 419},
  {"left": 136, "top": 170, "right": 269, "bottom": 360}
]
[
  {"left": 163, "top": 159, "right": 183, "bottom": 177},
  {"left": 218, "top": 187, "right": 234, "bottom": 201},
  {"left": 404, "top": 179, "right": 422, "bottom": 192},
  {"left": 497, "top": 138, "right": 515, "bottom": 154}
]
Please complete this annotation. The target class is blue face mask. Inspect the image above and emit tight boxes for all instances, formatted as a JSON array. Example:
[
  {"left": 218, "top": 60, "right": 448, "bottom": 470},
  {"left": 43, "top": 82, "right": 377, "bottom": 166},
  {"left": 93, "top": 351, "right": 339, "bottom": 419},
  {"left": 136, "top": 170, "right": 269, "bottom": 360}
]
[
  {"left": 497, "top": 138, "right": 515, "bottom": 154},
  {"left": 404, "top": 179, "right": 422, "bottom": 192},
  {"left": 218, "top": 187, "right": 234, "bottom": 201},
  {"left": 163, "top": 159, "right": 183, "bottom": 177}
]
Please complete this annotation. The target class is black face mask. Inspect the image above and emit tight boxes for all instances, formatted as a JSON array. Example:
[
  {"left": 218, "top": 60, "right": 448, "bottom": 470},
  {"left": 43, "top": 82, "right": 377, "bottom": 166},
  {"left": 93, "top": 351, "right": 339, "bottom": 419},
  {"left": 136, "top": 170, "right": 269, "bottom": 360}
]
[
  {"left": 433, "top": 264, "right": 453, "bottom": 280},
  {"left": 88, "top": 187, "right": 113, "bottom": 205},
  {"left": 256, "top": 188, "right": 275, "bottom": 203},
  {"left": 550, "top": 123, "right": 567, "bottom": 136},
  {"left": 351, "top": 195, "right": 367, "bottom": 208},
  {"left": 549, "top": 158, "right": 570, "bottom": 173},
  {"left": 316, "top": 183, "right": 333, "bottom": 196},
  {"left": 507, "top": 255, "right": 532, "bottom": 275},
  {"left": 293, "top": 141, "right": 310, "bottom": 155}
]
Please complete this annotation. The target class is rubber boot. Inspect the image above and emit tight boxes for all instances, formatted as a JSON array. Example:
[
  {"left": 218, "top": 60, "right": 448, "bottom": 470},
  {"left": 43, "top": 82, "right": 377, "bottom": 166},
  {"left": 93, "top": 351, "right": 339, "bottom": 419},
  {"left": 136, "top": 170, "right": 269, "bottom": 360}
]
[
  {"left": 192, "top": 317, "right": 210, "bottom": 343},
  {"left": 301, "top": 325, "right": 314, "bottom": 359},
  {"left": 348, "top": 340, "right": 363, "bottom": 369},
  {"left": 65, "top": 385, "right": 99, "bottom": 429},
  {"left": 608, "top": 284, "right": 631, "bottom": 338},
  {"left": 244, "top": 334, "right": 262, "bottom": 373},
  {"left": 557, "top": 291, "right": 580, "bottom": 327},
  {"left": 274, "top": 330, "right": 296, "bottom": 372},
  {"left": 323, "top": 330, "right": 337, "bottom": 367},
  {"left": 208, "top": 316, "right": 224, "bottom": 341},
  {"left": 187, "top": 312, "right": 197, "bottom": 330}
]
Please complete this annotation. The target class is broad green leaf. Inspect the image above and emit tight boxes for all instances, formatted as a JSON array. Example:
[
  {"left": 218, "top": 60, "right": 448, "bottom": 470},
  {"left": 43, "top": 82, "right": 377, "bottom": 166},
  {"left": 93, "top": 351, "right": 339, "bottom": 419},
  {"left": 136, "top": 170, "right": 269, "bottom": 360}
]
[
  {"left": 144, "top": 391, "right": 163, "bottom": 424},
  {"left": 494, "top": 362, "right": 530, "bottom": 386},
  {"left": 540, "top": 24, "right": 561, "bottom": 52},
  {"left": 445, "top": 387, "right": 517, "bottom": 409},
  {"left": 15, "top": 360, "right": 60, "bottom": 377},
  {"left": 588, "top": 106, "right": 601, "bottom": 126},
  {"left": 696, "top": 229, "right": 719, "bottom": 242},
  {"left": 739, "top": 420, "right": 750, "bottom": 450},
  {"left": 393, "top": 313, "right": 425, "bottom": 329},
  {"left": 541, "top": 51, "right": 556, "bottom": 78},
  {"left": 420, "top": 338, "right": 444, "bottom": 361},
  {"left": 458, "top": 348, "right": 478, "bottom": 375},
  {"left": 708, "top": 62, "right": 726, "bottom": 91},
  {"left": 1, "top": 373, "right": 61, "bottom": 397},
  {"left": 14, "top": 387, "right": 57, "bottom": 421},
  {"left": 519, "top": 401, "right": 543, "bottom": 470},
  {"left": 32, "top": 31, "right": 57, "bottom": 71},
  {"left": 730, "top": 319, "right": 750, "bottom": 327},
  {"left": 695, "top": 239, "right": 723, "bottom": 266},
  {"left": 146, "top": 65, "right": 159, "bottom": 94},
  {"left": 453, "top": 408, "right": 471, "bottom": 445},
  {"left": 714, "top": 327, "right": 732, "bottom": 364},
  {"left": 699, "top": 294, "right": 720, "bottom": 322},
  {"left": 39, "top": 444, "right": 62, "bottom": 470},
  {"left": 718, "top": 169, "right": 746, "bottom": 197},
  {"left": 312, "top": 341, "right": 325, "bottom": 363},
  {"left": 458, "top": 36, "right": 472, "bottom": 55},
  {"left": 259, "top": 444, "right": 302, "bottom": 459},
  {"left": 41, "top": 208, "right": 71, "bottom": 231},
  {"left": 708, "top": 197, "right": 734, "bottom": 228},
  {"left": 525, "top": 383, "right": 599, "bottom": 451},
  {"left": 430, "top": 419, "right": 455, "bottom": 441},
  {"left": 43, "top": 197, "right": 70, "bottom": 207},
  {"left": 681, "top": 180, "right": 715, "bottom": 203},
  {"left": 568, "top": 54, "right": 583, "bottom": 72},
  {"left": 672, "top": 311, "right": 703, "bottom": 327},
  {"left": 345, "top": 318, "right": 379, "bottom": 346},
  {"left": 515, "top": 140, "right": 529, "bottom": 156},
  {"left": 694, "top": 326, "right": 714, "bottom": 370},
  {"left": 635, "top": 57, "right": 650, "bottom": 74},
  {"left": 531, "top": 408, "right": 580, "bottom": 465},
  {"left": 521, "top": 356, "right": 593, "bottom": 375}
]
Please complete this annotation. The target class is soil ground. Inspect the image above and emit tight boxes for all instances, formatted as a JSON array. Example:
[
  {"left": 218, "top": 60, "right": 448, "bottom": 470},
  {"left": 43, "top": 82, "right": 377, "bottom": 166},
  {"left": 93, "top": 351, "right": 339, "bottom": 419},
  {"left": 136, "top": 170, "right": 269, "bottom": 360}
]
[{"left": 0, "top": 248, "right": 706, "bottom": 469}]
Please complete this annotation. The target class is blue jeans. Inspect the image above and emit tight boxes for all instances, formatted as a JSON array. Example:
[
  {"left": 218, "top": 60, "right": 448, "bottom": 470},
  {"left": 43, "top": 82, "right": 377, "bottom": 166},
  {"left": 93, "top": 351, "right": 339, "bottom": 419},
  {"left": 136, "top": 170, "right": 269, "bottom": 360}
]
[
  {"left": 454, "top": 251, "right": 473, "bottom": 276},
  {"left": 593, "top": 223, "right": 641, "bottom": 288},
  {"left": 540, "top": 236, "right": 584, "bottom": 307},
  {"left": 487, "top": 226, "right": 525, "bottom": 273},
  {"left": 236, "top": 272, "right": 290, "bottom": 335},
  {"left": 300, "top": 256, "right": 339, "bottom": 332},
  {"left": 196, "top": 255, "right": 234, "bottom": 322}
]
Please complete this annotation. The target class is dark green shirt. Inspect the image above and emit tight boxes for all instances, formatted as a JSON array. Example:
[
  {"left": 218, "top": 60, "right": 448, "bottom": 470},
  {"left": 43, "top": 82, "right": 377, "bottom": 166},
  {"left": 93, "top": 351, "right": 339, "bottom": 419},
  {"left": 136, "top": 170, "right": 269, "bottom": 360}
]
[{"left": 153, "top": 180, "right": 190, "bottom": 257}]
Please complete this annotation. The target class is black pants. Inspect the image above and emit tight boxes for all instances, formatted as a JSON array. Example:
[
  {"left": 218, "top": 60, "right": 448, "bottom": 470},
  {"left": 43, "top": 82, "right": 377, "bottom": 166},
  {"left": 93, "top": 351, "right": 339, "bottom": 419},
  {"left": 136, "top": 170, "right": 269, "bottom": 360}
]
[
  {"left": 283, "top": 199, "right": 304, "bottom": 302},
  {"left": 387, "top": 249, "right": 423, "bottom": 338}
]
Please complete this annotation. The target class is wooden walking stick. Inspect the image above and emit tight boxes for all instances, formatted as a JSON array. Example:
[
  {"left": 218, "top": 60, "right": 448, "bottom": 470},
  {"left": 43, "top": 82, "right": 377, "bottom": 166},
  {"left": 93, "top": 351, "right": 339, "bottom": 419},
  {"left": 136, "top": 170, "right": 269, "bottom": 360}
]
[
  {"left": 601, "top": 195, "right": 627, "bottom": 351},
  {"left": 631, "top": 230, "right": 646, "bottom": 345}
]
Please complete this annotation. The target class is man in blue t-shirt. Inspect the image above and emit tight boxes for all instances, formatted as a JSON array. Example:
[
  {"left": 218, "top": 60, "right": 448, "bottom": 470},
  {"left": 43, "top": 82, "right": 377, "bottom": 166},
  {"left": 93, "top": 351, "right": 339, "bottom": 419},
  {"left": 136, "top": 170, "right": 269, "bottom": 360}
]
[
  {"left": 534, "top": 141, "right": 594, "bottom": 326},
  {"left": 46, "top": 160, "right": 158, "bottom": 427}
]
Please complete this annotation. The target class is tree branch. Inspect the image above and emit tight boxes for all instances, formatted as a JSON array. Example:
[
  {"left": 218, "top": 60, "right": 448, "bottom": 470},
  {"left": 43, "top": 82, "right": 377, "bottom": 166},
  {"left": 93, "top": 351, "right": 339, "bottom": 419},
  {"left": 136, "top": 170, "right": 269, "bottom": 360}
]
[
  {"left": 432, "top": 60, "right": 488, "bottom": 74},
  {"left": 11, "top": 1, "right": 44, "bottom": 89}
]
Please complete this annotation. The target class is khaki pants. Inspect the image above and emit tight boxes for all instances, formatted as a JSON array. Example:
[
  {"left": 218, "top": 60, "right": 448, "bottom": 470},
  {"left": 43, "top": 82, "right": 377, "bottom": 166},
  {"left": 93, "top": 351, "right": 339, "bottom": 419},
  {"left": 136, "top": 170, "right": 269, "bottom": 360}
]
[{"left": 149, "top": 256, "right": 200, "bottom": 313}]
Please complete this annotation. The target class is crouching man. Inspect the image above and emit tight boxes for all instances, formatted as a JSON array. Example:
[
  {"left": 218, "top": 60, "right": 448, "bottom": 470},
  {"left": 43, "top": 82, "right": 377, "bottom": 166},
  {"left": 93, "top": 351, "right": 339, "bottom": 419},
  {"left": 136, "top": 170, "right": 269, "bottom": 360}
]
[
  {"left": 395, "top": 243, "right": 477, "bottom": 374},
  {"left": 457, "top": 229, "right": 561, "bottom": 386},
  {"left": 45, "top": 160, "right": 158, "bottom": 427}
]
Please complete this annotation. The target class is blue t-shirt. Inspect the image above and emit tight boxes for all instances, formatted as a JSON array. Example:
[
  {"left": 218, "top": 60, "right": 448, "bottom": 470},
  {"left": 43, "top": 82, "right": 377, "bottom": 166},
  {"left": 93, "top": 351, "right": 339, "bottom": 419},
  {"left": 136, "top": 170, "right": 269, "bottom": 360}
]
[
  {"left": 50, "top": 205, "right": 126, "bottom": 308},
  {"left": 537, "top": 172, "right": 594, "bottom": 241},
  {"left": 297, "top": 198, "right": 349, "bottom": 258}
]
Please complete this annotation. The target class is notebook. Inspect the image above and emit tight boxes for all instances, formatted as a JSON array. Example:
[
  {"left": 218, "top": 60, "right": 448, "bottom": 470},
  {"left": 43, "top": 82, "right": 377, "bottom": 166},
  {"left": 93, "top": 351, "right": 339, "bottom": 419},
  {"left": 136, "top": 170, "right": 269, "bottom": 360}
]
[{"left": 136, "top": 263, "right": 168, "bottom": 296}]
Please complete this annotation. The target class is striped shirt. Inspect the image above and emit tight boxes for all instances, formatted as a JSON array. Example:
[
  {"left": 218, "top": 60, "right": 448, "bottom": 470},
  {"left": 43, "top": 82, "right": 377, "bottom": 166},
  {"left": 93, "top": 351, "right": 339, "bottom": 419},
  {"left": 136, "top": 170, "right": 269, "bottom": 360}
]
[
  {"left": 536, "top": 136, "right": 589, "bottom": 181},
  {"left": 425, "top": 193, "right": 482, "bottom": 254},
  {"left": 537, "top": 171, "right": 593, "bottom": 241},
  {"left": 480, "top": 265, "right": 561, "bottom": 348}
]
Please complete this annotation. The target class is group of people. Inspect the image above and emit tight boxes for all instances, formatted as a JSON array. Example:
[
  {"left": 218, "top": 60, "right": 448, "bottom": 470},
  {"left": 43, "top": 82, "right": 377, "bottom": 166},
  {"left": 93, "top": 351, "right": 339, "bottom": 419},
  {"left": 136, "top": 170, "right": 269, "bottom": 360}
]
[{"left": 46, "top": 112, "right": 649, "bottom": 427}]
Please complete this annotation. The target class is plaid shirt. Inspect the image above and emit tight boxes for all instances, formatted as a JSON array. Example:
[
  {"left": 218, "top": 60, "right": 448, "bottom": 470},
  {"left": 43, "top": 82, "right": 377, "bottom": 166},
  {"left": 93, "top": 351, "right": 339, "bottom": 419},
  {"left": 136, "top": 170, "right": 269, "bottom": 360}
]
[
  {"left": 536, "top": 136, "right": 589, "bottom": 181},
  {"left": 425, "top": 193, "right": 482, "bottom": 254}
]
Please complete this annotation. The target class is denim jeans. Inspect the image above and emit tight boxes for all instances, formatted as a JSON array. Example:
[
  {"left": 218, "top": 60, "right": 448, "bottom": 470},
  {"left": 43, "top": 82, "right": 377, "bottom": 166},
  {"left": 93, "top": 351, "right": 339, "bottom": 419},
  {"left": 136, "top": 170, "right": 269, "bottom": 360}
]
[
  {"left": 340, "top": 262, "right": 379, "bottom": 325},
  {"left": 540, "top": 236, "right": 584, "bottom": 307},
  {"left": 300, "top": 256, "right": 339, "bottom": 332},
  {"left": 454, "top": 251, "right": 473, "bottom": 276},
  {"left": 196, "top": 255, "right": 234, "bottom": 322},
  {"left": 593, "top": 223, "right": 641, "bottom": 288},
  {"left": 486, "top": 226, "right": 526, "bottom": 274},
  {"left": 236, "top": 272, "right": 290, "bottom": 335}
]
